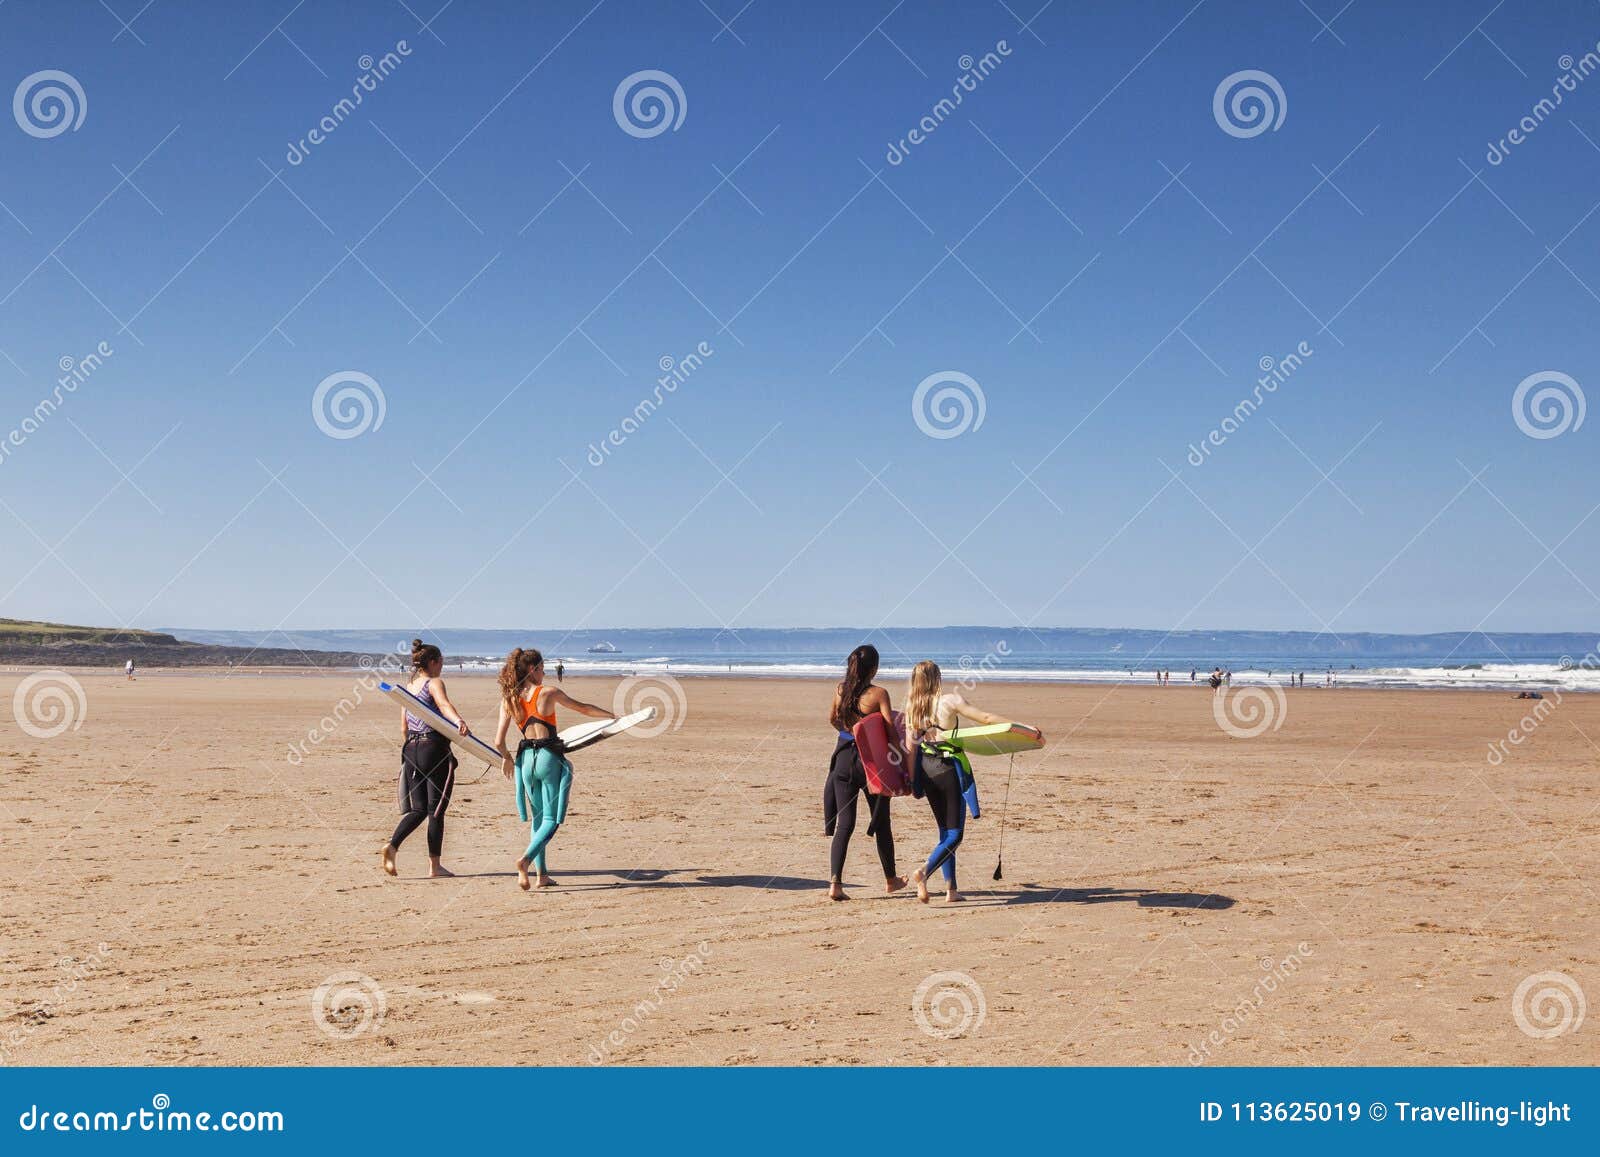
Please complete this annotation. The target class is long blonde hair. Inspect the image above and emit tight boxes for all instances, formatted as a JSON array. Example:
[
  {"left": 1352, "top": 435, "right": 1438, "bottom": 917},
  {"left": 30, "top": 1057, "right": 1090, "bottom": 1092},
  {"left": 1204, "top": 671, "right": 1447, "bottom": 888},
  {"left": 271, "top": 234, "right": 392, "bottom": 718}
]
[{"left": 905, "top": 660, "right": 943, "bottom": 736}]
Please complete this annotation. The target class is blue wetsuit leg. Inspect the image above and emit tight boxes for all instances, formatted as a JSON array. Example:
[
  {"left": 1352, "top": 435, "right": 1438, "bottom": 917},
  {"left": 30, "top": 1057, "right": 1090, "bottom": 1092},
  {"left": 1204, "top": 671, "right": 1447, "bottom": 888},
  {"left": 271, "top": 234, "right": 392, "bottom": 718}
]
[
  {"left": 921, "top": 753, "right": 966, "bottom": 890},
  {"left": 524, "top": 747, "right": 572, "bottom": 873}
]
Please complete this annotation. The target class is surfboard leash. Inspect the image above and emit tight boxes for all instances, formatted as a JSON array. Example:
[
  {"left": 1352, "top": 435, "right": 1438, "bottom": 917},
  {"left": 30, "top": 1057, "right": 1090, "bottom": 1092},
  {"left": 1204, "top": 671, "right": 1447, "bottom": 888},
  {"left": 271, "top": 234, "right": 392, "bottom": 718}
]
[{"left": 992, "top": 752, "right": 1015, "bottom": 881}]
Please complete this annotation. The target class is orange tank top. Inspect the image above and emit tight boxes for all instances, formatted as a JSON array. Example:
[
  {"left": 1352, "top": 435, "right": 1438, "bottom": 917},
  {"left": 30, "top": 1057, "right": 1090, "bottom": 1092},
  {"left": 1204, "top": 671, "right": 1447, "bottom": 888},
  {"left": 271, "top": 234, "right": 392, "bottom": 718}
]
[{"left": 516, "top": 686, "right": 557, "bottom": 731}]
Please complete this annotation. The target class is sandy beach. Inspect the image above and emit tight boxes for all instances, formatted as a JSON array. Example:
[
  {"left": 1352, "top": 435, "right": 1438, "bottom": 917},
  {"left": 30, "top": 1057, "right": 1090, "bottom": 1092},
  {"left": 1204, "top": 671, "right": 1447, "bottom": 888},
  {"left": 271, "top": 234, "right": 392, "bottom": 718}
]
[{"left": 2, "top": 671, "right": 1595, "bottom": 1066}]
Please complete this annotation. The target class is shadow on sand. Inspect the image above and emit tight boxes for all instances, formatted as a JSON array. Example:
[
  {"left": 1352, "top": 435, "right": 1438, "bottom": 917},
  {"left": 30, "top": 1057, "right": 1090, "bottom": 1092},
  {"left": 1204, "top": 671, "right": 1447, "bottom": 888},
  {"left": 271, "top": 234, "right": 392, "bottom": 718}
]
[
  {"left": 976, "top": 883, "right": 1235, "bottom": 909},
  {"left": 400, "top": 871, "right": 1233, "bottom": 908}
]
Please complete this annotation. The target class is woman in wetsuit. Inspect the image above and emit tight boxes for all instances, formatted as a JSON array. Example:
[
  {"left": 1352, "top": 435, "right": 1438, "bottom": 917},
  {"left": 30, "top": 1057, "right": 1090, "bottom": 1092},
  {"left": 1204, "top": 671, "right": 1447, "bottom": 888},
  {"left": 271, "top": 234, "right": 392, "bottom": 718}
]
[
  {"left": 492, "top": 647, "right": 614, "bottom": 891},
  {"left": 382, "top": 639, "right": 472, "bottom": 879},
  {"left": 904, "top": 660, "right": 1026, "bottom": 904},
  {"left": 825, "top": 644, "right": 907, "bottom": 901}
]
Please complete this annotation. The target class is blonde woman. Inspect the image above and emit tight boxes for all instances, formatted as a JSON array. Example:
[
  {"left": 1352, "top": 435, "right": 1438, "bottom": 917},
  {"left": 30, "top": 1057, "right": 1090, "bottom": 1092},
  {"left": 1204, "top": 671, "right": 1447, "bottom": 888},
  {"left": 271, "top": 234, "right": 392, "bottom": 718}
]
[{"left": 904, "top": 661, "right": 1025, "bottom": 903}]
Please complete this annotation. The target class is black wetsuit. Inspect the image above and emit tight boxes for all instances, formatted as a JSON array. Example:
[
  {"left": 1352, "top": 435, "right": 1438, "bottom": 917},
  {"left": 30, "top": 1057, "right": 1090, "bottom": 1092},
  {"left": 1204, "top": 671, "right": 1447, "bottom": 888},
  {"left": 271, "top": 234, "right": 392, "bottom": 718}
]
[
  {"left": 917, "top": 748, "right": 966, "bottom": 887},
  {"left": 825, "top": 735, "right": 896, "bottom": 881},
  {"left": 392, "top": 730, "right": 456, "bottom": 857}
]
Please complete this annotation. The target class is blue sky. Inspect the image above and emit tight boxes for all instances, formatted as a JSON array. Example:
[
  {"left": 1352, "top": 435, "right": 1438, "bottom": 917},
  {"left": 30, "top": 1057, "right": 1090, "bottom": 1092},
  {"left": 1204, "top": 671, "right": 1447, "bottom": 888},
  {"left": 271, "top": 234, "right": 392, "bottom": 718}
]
[{"left": 1, "top": 0, "right": 1598, "bottom": 633}]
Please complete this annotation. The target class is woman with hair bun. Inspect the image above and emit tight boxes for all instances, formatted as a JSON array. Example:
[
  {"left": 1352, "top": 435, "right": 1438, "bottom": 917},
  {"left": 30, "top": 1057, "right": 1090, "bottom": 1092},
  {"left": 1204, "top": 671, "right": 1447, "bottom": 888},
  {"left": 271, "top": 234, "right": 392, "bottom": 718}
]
[
  {"left": 381, "top": 639, "right": 471, "bottom": 878},
  {"left": 492, "top": 647, "right": 614, "bottom": 890}
]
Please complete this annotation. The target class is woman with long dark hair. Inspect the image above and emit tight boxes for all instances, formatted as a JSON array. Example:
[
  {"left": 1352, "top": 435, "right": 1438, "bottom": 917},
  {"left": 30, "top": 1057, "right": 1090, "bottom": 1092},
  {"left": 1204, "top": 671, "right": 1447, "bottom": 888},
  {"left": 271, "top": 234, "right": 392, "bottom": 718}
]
[
  {"left": 381, "top": 639, "right": 471, "bottom": 878},
  {"left": 824, "top": 644, "right": 906, "bottom": 901}
]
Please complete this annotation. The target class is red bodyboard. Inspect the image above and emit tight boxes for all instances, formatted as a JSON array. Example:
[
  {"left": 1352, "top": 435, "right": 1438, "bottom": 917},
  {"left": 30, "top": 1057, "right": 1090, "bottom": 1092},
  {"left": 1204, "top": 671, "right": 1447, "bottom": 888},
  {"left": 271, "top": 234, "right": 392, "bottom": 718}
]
[{"left": 852, "top": 711, "right": 911, "bottom": 797}]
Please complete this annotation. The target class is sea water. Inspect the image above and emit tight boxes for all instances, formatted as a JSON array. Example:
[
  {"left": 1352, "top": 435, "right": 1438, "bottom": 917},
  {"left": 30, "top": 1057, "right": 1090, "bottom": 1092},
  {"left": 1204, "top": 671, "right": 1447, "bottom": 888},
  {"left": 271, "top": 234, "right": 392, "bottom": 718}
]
[{"left": 168, "top": 626, "right": 1600, "bottom": 692}]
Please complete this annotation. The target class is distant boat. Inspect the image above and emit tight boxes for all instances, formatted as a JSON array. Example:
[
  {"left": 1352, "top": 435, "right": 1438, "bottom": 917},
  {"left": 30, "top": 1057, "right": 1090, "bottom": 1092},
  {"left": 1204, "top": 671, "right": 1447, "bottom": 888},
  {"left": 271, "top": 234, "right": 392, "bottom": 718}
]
[{"left": 587, "top": 641, "right": 619, "bottom": 653}]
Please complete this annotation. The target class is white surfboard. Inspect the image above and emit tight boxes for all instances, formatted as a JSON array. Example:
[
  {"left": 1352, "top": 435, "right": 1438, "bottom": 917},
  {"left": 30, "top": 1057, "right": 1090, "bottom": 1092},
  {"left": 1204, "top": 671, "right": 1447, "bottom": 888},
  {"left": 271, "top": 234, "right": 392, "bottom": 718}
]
[
  {"left": 378, "top": 683, "right": 659, "bottom": 763},
  {"left": 558, "top": 706, "right": 658, "bottom": 752},
  {"left": 379, "top": 682, "right": 505, "bottom": 765}
]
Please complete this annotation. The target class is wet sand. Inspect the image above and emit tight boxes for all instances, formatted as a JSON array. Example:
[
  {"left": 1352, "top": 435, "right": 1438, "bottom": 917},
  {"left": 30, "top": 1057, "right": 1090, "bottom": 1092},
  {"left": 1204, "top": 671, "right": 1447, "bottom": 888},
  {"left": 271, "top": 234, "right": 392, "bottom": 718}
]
[{"left": 2, "top": 671, "right": 1595, "bottom": 1065}]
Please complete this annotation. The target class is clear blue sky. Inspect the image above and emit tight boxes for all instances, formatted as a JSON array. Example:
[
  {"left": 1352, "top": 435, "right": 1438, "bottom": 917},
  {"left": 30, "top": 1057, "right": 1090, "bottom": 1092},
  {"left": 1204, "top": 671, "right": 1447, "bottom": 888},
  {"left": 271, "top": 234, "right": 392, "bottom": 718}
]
[{"left": 1, "top": 0, "right": 1597, "bottom": 634}]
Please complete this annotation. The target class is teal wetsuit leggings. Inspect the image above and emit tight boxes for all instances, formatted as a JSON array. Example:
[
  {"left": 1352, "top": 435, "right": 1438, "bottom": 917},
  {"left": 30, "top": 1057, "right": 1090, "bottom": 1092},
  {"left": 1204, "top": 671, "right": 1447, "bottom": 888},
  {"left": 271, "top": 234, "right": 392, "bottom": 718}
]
[{"left": 515, "top": 744, "right": 573, "bottom": 873}]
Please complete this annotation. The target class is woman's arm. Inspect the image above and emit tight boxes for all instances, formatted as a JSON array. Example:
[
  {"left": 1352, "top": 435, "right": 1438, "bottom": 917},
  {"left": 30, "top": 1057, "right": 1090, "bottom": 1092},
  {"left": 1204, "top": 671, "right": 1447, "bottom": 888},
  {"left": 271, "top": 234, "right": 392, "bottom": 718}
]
[
  {"left": 399, "top": 707, "right": 408, "bottom": 745},
  {"left": 945, "top": 691, "right": 1008, "bottom": 727},
  {"left": 946, "top": 691, "right": 1043, "bottom": 743},
  {"left": 430, "top": 677, "right": 470, "bottom": 735},
  {"left": 864, "top": 685, "right": 895, "bottom": 728},
  {"left": 495, "top": 701, "right": 515, "bottom": 777},
  {"left": 549, "top": 687, "right": 613, "bottom": 720}
]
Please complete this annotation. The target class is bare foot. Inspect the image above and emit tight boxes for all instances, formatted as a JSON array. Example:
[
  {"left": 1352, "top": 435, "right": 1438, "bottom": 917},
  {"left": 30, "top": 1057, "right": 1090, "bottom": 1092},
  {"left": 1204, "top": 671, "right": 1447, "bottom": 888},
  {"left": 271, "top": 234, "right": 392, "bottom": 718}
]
[
  {"left": 884, "top": 875, "right": 908, "bottom": 895},
  {"left": 516, "top": 858, "right": 531, "bottom": 891},
  {"left": 380, "top": 845, "right": 397, "bottom": 877},
  {"left": 828, "top": 881, "right": 848, "bottom": 901},
  {"left": 945, "top": 889, "right": 964, "bottom": 904},
  {"left": 535, "top": 873, "right": 557, "bottom": 889},
  {"left": 912, "top": 868, "right": 930, "bottom": 904},
  {"left": 429, "top": 863, "right": 455, "bottom": 879}
]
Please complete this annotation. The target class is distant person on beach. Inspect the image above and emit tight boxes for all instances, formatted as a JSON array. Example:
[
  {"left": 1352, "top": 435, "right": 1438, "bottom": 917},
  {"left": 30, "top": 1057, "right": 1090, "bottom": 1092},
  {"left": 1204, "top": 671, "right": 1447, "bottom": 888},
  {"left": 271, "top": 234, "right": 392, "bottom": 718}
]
[
  {"left": 493, "top": 647, "right": 614, "bottom": 891},
  {"left": 555, "top": 659, "right": 565, "bottom": 683},
  {"left": 904, "top": 661, "right": 1026, "bottom": 904},
  {"left": 382, "top": 640, "right": 471, "bottom": 879},
  {"left": 1190, "top": 668, "right": 1196, "bottom": 682},
  {"left": 1209, "top": 667, "right": 1223, "bottom": 690},
  {"left": 824, "top": 644, "right": 906, "bottom": 902},
  {"left": 125, "top": 658, "right": 135, "bottom": 681}
]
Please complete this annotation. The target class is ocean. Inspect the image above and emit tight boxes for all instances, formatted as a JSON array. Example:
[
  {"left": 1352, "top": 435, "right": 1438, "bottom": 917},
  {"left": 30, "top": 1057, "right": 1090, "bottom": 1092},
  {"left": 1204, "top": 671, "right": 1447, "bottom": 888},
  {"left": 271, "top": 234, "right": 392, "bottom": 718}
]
[{"left": 165, "top": 626, "right": 1600, "bottom": 692}]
